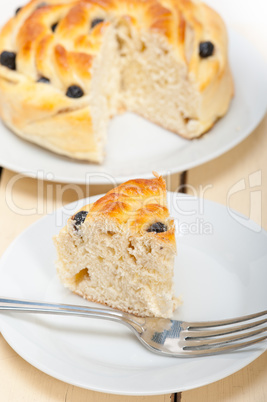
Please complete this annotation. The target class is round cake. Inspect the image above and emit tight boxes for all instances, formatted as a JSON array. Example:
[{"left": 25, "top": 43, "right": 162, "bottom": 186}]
[{"left": 0, "top": 0, "right": 234, "bottom": 162}]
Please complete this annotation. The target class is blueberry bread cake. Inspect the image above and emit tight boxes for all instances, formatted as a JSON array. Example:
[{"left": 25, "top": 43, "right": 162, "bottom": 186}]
[
  {"left": 0, "top": 0, "right": 233, "bottom": 162},
  {"left": 54, "top": 173, "right": 178, "bottom": 318}
]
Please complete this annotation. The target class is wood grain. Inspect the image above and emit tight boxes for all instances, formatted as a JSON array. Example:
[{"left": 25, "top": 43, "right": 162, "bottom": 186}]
[
  {"left": 0, "top": 335, "right": 171, "bottom": 402},
  {"left": 0, "top": 169, "right": 180, "bottom": 402},
  {"left": 181, "top": 115, "right": 267, "bottom": 402},
  {"left": 185, "top": 115, "right": 267, "bottom": 229}
]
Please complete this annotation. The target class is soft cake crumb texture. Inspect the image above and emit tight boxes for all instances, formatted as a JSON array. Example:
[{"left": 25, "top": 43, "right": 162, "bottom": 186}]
[{"left": 54, "top": 175, "right": 178, "bottom": 318}]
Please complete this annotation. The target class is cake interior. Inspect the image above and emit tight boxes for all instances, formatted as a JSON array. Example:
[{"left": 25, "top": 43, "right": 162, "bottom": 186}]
[
  {"left": 88, "top": 16, "right": 203, "bottom": 145},
  {"left": 55, "top": 216, "right": 177, "bottom": 318},
  {"left": 117, "top": 23, "right": 201, "bottom": 137}
]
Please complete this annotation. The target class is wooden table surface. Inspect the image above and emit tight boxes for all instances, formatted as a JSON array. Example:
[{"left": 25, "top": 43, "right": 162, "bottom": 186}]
[
  {"left": 0, "top": 1, "right": 267, "bottom": 401},
  {"left": 0, "top": 113, "right": 267, "bottom": 402}
]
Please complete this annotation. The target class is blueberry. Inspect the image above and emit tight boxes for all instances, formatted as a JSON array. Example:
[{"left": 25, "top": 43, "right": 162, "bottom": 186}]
[
  {"left": 72, "top": 211, "right": 88, "bottom": 231},
  {"left": 37, "top": 77, "right": 50, "bottom": 83},
  {"left": 66, "top": 85, "right": 84, "bottom": 98},
  {"left": 15, "top": 7, "right": 22, "bottom": 15},
  {"left": 91, "top": 18, "right": 104, "bottom": 29},
  {"left": 51, "top": 22, "right": 58, "bottom": 32},
  {"left": 147, "top": 222, "right": 167, "bottom": 233},
  {"left": 199, "top": 41, "right": 214, "bottom": 58},
  {"left": 0, "top": 51, "right": 16, "bottom": 70}
]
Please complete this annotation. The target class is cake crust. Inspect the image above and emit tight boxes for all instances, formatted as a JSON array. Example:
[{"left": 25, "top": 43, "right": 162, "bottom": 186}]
[
  {"left": 54, "top": 173, "right": 178, "bottom": 318},
  {"left": 0, "top": 0, "right": 233, "bottom": 161}
]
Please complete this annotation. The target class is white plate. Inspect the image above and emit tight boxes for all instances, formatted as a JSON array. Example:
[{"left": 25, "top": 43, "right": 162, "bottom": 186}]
[
  {"left": 0, "top": 193, "right": 266, "bottom": 395},
  {"left": 0, "top": 19, "right": 266, "bottom": 184}
]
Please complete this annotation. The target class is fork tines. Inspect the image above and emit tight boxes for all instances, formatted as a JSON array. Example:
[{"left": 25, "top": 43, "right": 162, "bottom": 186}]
[{"left": 181, "top": 310, "right": 267, "bottom": 356}]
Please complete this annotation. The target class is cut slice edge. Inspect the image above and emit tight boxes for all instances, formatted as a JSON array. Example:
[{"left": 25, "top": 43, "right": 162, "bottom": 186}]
[{"left": 54, "top": 173, "right": 179, "bottom": 318}]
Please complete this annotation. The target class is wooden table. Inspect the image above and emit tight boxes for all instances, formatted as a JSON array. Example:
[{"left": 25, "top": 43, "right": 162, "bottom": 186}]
[
  {"left": 1, "top": 113, "right": 267, "bottom": 401},
  {"left": 0, "top": 1, "right": 267, "bottom": 400}
]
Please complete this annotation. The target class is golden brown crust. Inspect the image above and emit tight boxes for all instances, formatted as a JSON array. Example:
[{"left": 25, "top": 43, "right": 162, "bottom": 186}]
[
  {"left": 2, "top": 0, "right": 229, "bottom": 83},
  {"left": 71, "top": 173, "right": 176, "bottom": 247},
  {"left": 0, "top": 0, "right": 233, "bottom": 161}
]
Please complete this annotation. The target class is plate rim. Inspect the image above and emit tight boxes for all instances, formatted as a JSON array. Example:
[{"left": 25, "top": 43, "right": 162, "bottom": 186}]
[
  {"left": 0, "top": 193, "right": 267, "bottom": 395},
  {"left": 0, "top": 29, "right": 266, "bottom": 184}
]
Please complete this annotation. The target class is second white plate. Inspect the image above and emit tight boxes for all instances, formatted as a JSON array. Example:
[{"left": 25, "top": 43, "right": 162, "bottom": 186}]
[
  {"left": 0, "top": 29, "right": 266, "bottom": 184},
  {"left": 0, "top": 194, "right": 266, "bottom": 395}
]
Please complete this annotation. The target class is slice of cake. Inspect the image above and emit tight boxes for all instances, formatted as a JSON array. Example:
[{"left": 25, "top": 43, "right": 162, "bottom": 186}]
[{"left": 54, "top": 173, "right": 178, "bottom": 318}]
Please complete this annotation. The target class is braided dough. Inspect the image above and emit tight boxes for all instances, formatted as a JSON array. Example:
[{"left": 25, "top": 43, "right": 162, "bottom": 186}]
[
  {"left": 54, "top": 173, "right": 178, "bottom": 318},
  {"left": 0, "top": 0, "right": 233, "bottom": 163}
]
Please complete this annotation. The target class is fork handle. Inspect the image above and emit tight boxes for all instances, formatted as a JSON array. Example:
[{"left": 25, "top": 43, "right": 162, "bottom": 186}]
[{"left": 0, "top": 297, "right": 143, "bottom": 332}]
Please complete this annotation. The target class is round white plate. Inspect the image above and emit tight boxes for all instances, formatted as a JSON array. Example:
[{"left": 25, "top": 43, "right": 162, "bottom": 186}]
[
  {"left": 0, "top": 23, "right": 266, "bottom": 184},
  {"left": 0, "top": 194, "right": 266, "bottom": 395}
]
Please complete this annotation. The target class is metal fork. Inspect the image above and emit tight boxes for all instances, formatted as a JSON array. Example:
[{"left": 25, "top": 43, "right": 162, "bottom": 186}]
[{"left": 0, "top": 297, "right": 266, "bottom": 357}]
